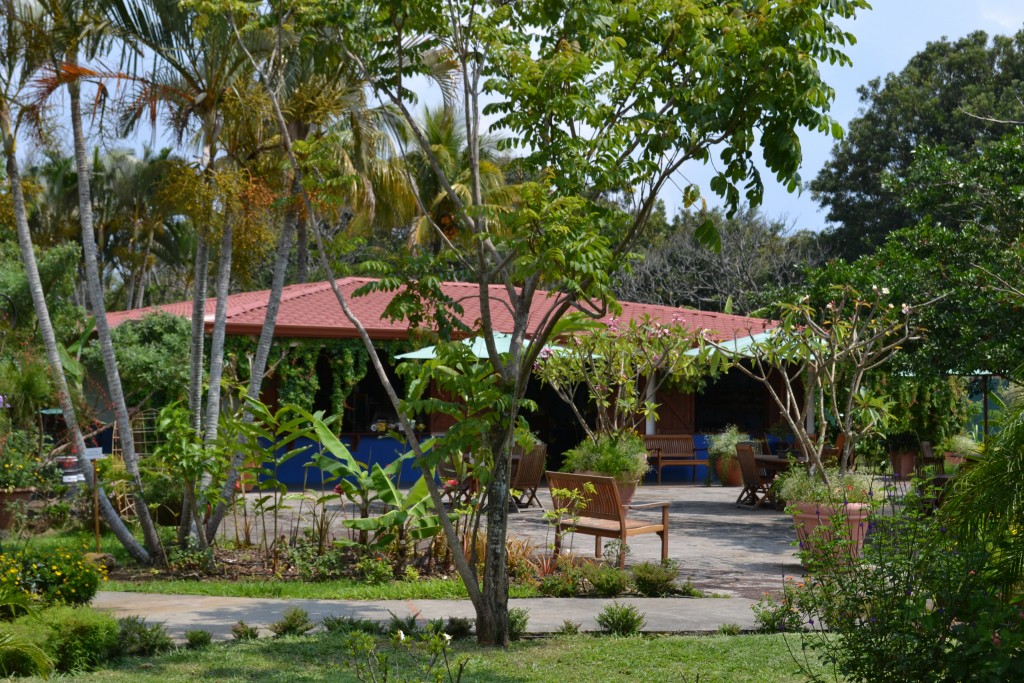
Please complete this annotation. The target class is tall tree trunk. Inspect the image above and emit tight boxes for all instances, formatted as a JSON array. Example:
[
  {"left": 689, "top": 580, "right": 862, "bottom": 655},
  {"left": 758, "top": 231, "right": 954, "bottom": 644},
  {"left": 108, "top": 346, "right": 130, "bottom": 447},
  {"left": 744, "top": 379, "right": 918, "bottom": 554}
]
[
  {"left": 180, "top": 231, "right": 208, "bottom": 546},
  {"left": 2, "top": 108, "right": 151, "bottom": 564},
  {"left": 295, "top": 213, "right": 308, "bottom": 283},
  {"left": 476, "top": 426, "right": 515, "bottom": 646},
  {"left": 67, "top": 77, "right": 163, "bottom": 559},
  {"left": 206, "top": 181, "right": 295, "bottom": 540},
  {"left": 194, "top": 215, "right": 233, "bottom": 549}
]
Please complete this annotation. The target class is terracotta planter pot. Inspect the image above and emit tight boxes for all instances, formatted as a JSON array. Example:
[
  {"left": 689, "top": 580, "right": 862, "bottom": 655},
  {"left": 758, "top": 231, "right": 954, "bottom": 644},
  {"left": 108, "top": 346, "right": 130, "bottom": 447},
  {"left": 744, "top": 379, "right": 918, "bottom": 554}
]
[
  {"left": 0, "top": 488, "right": 35, "bottom": 530},
  {"left": 714, "top": 458, "right": 742, "bottom": 487},
  {"left": 890, "top": 450, "right": 916, "bottom": 480},
  {"left": 944, "top": 452, "right": 966, "bottom": 469},
  {"left": 579, "top": 471, "right": 637, "bottom": 505},
  {"left": 791, "top": 501, "right": 870, "bottom": 563}
]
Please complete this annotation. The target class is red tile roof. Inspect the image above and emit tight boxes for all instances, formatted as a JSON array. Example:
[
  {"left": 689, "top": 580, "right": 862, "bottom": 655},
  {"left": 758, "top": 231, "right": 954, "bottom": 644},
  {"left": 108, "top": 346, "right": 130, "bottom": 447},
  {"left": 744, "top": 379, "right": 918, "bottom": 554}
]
[{"left": 105, "top": 277, "right": 774, "bottom": 342}]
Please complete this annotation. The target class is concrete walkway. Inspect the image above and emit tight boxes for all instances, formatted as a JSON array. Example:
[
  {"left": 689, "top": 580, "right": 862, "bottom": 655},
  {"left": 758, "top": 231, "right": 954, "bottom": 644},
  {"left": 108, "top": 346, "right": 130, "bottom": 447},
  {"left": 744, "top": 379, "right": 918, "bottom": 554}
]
[
  {"left": 92, "top": 592, "right": 758, "bottom": 640},
  {"left": 93, "top": 485, "right": 796, "bottom": 640}
]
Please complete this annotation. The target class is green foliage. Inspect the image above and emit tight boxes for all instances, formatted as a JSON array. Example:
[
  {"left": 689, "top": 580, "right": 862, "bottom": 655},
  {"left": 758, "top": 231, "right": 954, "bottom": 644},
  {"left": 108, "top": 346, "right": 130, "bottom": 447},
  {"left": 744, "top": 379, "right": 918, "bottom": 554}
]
[
  {"left": 269, "top": 607, "right": 316, "bottom": 637},
  {"left": 340, "top": 629, "right": 469, "bottom": 683},
  {"left": 82, "top": 312, "right": 190, "bottom": 409},
  {"left": 536, "top": 315, "right": 706, "bottom": 437},
  {"left": 322, "top": 615, "right": 382, "bottom": 636},
  {"left": 443, "top": 617, "right": 474, "bottom": 641},
  {"left": 117, "top": 616, "right": 175, "bottom": 657},
  {"left": 774, "top": 468, "right": 876, "bottom": 506},
  {"left": 872, "top": 374, "right": 972, "bottom": 446},
  {"left": 751, "top": 580, "right": 808, "bottom": 634},
  {"left": 798, "top": 222, "right": 1022, "bottom": 377},
  {"left": 786, "top": 503, "right": 1024, "bottom": 682},
  {"left": 0, "top": 546, "right": 106, "bottom": 606},
  {"left": 43, "top": 606, "right": 120, "bottom": 673},
  {"left": 562, "top": 432, "right": 649, "bottom": 485},
  {"left": 0, "top": 241, "right": 85, "bottom": 348},
  {"left": 554, "top": 620, "right": 581, "bottom": 636},
  {"left": 507, "top": 608, "right": 529, "bottom": 642},
  {"left": 718, "top": 623, "right": 741, "bottom": 636},
  {"left": 384, "top": 611, "right": 420, "bottom": 638},
  {"left": 945, "top": 390, "right": 1024, "bottom": 594},
  {"left": 231, "top": 620, "right": 260, "bottom": 641},
  {"left": 595, "top": 602, "right": 646, "bottom": 636},
  {"left": 355, "top": 555, "right": 393, "bottom": 586},
  {"left": 0, "top": 585, "right": 51, "bottom": 678},
  {"left": 630, "top": 559, "right": 680, "bottom": 598},
  {"left": 184, "top": 629, "right": 213, "bottom": 649},
  {"left": 0, "top": 428, "right": 45, "bottom": 489},
  {"left": 582, "top": 564, "right": 632, "bottom": 598},
  {"left": 812, "top": 31, "right": 1024, "bottom": 258},
  {"left": 706, "top": 425, "right": 749, "bottom": 471}
]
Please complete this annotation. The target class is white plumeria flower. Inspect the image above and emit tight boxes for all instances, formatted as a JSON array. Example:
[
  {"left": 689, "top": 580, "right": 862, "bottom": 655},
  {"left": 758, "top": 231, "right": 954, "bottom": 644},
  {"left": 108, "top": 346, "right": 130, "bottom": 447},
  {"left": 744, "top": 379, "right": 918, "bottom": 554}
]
[
  {"left": 882, "top": 287, "right": 890, "bottom": 295},
  {"left": 397, "top": 629, "right": 405, "bottom": 642},
  {"left": 443, "top": 633, "right": 452, "bottom": 644}
]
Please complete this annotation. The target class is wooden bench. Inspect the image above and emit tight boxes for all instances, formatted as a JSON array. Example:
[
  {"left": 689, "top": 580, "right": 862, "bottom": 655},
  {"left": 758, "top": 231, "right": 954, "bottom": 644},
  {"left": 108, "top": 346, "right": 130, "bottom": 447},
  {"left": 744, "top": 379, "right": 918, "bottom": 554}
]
[
  {"left": 545, "top": 471, "right": 669, "bottom": 568},
  {"left": 643, "top": 434, "right": 700, "bottom": 484}
]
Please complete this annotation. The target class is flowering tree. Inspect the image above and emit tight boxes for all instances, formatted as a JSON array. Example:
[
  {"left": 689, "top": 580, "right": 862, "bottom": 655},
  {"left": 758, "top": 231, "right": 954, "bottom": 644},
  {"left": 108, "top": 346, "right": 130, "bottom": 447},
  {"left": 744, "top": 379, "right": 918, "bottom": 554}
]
[
  {"left": 712, "top": 285, "right": 921, "bottom": 481},
  {"left": 535, "top": 314, "right": 708, "bottom": 439}
]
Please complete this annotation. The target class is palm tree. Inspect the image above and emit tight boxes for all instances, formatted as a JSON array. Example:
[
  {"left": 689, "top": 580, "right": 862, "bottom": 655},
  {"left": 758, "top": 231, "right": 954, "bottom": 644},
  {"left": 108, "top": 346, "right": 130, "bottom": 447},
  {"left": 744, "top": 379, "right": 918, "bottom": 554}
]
[
  {"left": 32, "top": 0, "right": 165, "bottom": 558},
  {"left": 110, "top": 0, "right": 252, "bottom": 547},
  {"left": 404, "top": 106, "right": 513, "bottom": 253},
  {"left": 1, "top": 0, "right": 153, "bottom": 564}
]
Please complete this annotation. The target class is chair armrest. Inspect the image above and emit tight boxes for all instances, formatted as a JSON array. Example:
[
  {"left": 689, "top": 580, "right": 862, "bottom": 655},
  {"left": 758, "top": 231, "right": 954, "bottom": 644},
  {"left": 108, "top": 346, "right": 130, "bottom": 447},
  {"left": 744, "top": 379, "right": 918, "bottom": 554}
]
[{"left": 625, "top": 501, "right": 670, "bottom": 510}]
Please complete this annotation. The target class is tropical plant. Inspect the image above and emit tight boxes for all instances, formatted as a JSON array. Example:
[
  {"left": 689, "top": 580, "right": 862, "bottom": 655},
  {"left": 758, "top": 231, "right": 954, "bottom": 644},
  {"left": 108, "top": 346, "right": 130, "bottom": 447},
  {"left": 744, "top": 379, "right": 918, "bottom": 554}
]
[
  {"left": 774, "top": 467, "right": 877, "bottom": 506},
  {"left": 706, "top": 425, "right": 749, "bottom": 476},
  {"left": 535, "top": 315, "right": 705, "bottom": 439},
  {"left": 561, "top": 432, "right": 649, "bottom": 486},
  {"left": 712, "top": 284, "right": 918, "bottom": 485},
  {"left": 0, "top": 586, "right": 52, "bottom": 679}
]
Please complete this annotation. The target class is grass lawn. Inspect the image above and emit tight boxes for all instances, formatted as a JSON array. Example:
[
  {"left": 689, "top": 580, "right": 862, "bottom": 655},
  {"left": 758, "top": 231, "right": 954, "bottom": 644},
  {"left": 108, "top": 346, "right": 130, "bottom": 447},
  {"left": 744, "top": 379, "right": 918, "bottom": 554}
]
[
  {"left": 104, "top": 578, "right": 541, "bottom": 600},
  {"left": 45, "top": 632, "right": 824, "bottom": 682}
]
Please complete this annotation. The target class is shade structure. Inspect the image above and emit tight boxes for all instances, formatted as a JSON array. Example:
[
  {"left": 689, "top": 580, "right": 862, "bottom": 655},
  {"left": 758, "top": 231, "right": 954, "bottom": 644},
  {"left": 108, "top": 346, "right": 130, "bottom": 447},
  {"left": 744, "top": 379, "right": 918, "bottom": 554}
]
[
  {"left": 396, "top": 332, "right": 563, "bottom": 360},
  {"left": 686, "top": 329, "right": 779, "bottom": 358}
]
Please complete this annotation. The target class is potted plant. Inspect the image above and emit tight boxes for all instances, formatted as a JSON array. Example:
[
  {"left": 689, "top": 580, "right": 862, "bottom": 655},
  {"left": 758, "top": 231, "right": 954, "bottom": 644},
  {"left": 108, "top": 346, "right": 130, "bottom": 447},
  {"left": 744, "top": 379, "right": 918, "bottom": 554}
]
[
  {"left": 562, "top": 432, "right": 650, "bottom": 504},
  {"left": 0, "top": 429, "right": 42, "bottom": 529},
  {"left": 941, "top": 433, "right": 981, "bottom": 469},
  {"left": 706, "top": 425, "right": 748, "bottom": 486},
  {"left": 775, "top": 466, "right": 877, "bottom": 563},
  {"left": 884, "top": 432, "right": 918, "bottom": 480}
]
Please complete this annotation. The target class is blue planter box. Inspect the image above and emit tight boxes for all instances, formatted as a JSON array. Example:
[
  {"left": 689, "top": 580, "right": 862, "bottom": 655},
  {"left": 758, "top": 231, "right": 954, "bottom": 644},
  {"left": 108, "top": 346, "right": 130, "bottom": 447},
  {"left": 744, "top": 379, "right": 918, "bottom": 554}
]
[{"left": 261, "top": 435, "right": 423, "bottom": 489}]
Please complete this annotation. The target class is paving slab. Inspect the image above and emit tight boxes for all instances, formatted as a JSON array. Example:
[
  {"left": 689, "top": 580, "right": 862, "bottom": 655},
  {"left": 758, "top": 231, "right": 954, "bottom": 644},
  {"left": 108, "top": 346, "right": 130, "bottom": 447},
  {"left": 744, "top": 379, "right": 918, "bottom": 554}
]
[{"left": 92, "top": 592, "right": 757, "bottom": 641}]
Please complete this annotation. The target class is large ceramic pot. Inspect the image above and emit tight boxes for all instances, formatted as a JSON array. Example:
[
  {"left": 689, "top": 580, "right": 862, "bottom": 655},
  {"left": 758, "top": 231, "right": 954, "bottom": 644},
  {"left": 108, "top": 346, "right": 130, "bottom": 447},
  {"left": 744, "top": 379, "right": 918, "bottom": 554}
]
[
  {"left": 714, "top": 458, "right": 742, "bottom": 487},
  {"left": 889, "top": 450, "right": 916, "bottom": 480},
  {"left": 790, "top": 501, "right": 870, "bottom": 563},
  {"left": 0, "top": 488, "right": 34, "bottom": 530}
]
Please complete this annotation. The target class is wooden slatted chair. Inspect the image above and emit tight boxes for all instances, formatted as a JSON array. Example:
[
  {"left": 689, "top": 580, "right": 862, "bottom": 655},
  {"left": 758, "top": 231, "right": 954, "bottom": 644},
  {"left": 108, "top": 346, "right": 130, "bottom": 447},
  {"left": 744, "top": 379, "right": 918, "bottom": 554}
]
[
  {"left": 545, "top": 471, "right": 670, "bottom": 568},
  {"left": 510, "top": 443, "right": 547, "bottom": 510},
  {"left": 643, "top": 434, "right": 700, "bottom": 484},
  {"left": 735, "top": 443, "right": 771, "bottom": 509}
]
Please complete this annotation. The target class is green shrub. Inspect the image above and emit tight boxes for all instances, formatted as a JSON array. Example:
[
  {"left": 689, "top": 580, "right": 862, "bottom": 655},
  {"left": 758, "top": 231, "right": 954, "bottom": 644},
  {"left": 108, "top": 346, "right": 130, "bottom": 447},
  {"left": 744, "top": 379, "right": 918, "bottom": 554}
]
[
  {"left": 231, "top": 620, "right": 260, "bottom": 641},
  {"left": 322, "top": 615, "right": 381, "bottom": 636},
  {"left": 630, "top": 559, "right": 679, "bottom": 597},
  {"left": 0, "top": 609, "right": 50, "bottom": 678},
  {"left": 751, "top": 581, "right": 805, "bottom": 633},
  {"left": 445, "top": 617, "right": 475, "bottom": 641},
  {"left": 583, "top": 564, "right": 632, "bottom": 598},
  {"left": 595, "top": 601, "right": 646, "bottom": 636},
  {"left": 117, "top": 615, "right": 175, "bottom": 657},
  {"left": 554, "top": 620, "right": 581, "bottom": 636},
  {"left": 0, "top": 546, "right": 105, "bottom": 606},
  {"left": 269, "top": 607, "right": 316, "bottom": 637},
  {"left": 384, "top": 611, "right": 420, "bottom": 637},
  {"left": 355, "top": 556, "right": 393, "bottom": 585},
  {"left": 718, "top": 623, "right": 741, "bottom": 636},
  {"left": 43, "top": 606, "right": 119, "bottom": 672},
  {"left": 184, "top": 629, "right": 213, "bottom": 649},
  {"left": 508, "top": 608, "right": 529, "bottom": 641}
]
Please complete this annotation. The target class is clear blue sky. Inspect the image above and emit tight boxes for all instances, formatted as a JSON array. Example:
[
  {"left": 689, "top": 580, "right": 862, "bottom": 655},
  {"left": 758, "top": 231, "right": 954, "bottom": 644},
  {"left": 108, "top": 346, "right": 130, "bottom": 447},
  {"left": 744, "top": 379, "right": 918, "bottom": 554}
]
[{"left": 718, "top": 0, "right": 1024, "bottom": 231}]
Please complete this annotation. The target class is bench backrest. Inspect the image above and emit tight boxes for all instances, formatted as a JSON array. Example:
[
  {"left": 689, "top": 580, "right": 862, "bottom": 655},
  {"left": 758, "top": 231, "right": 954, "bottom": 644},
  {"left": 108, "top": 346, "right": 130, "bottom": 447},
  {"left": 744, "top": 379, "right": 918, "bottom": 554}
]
[
  {"left": 545, "top": 471, "right": 625, "bottom": 523},
  {"left": 643, "top": 434, "right": 696, "bottom": 456}
]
